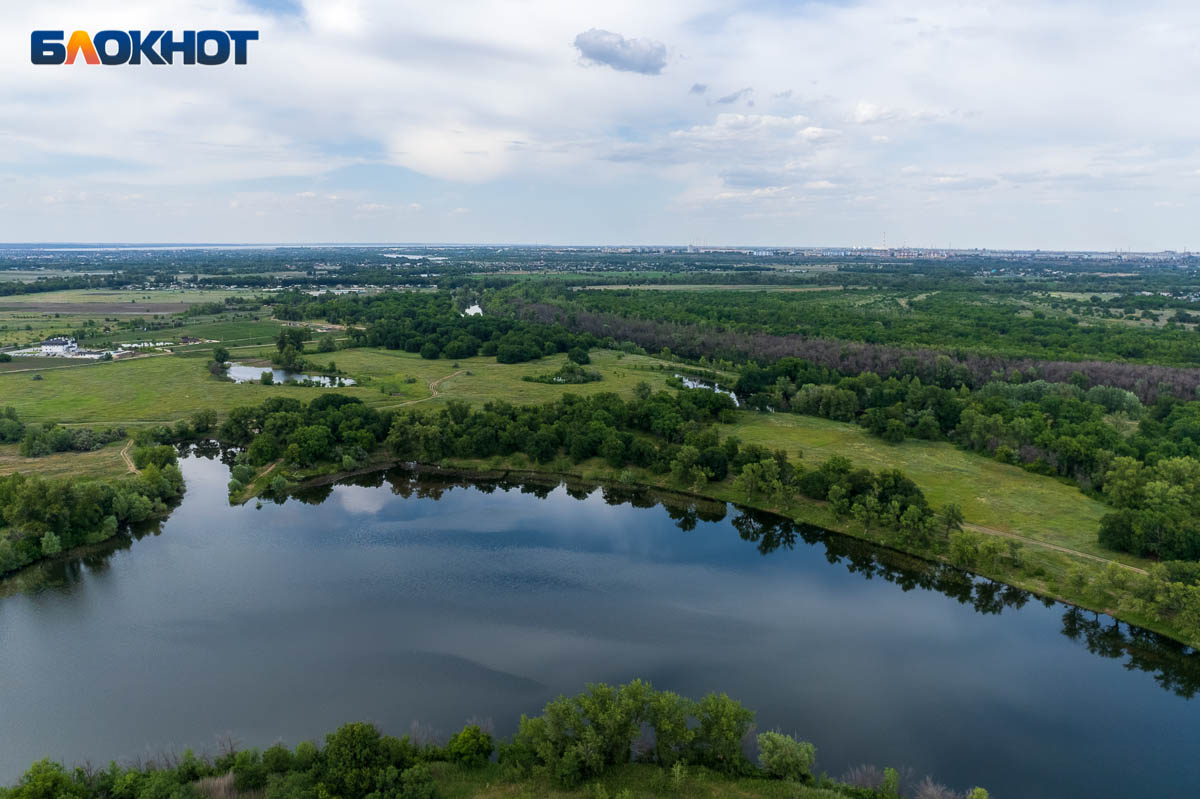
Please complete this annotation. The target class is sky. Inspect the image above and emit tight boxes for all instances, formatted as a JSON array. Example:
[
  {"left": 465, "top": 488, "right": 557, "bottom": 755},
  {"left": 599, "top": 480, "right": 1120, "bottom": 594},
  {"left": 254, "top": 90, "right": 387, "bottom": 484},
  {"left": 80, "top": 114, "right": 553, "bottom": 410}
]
[{"left": 2, "top": 0, "right": 1199, "bottom": 249}]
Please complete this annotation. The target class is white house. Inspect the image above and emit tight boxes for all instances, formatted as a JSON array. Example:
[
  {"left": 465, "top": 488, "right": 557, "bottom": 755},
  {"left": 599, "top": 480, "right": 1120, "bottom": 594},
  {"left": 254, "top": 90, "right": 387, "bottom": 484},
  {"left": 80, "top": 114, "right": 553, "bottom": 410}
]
[{"left": 40, "top": 337, "right": 78, "bottom": 356}]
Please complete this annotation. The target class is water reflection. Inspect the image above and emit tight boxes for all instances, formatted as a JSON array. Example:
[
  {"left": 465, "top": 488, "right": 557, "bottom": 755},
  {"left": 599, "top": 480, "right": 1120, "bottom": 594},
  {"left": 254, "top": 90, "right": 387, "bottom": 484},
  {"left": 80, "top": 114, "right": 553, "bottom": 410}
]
[
  {"left": 3, "top": 454, "right": 1199, "bottom": 797},
  {"left": 7, "top": 455, "right": 1196, "bottom": 706},
  {"left": 291, "top": 464, "right": 1200, "bottom": 701}
]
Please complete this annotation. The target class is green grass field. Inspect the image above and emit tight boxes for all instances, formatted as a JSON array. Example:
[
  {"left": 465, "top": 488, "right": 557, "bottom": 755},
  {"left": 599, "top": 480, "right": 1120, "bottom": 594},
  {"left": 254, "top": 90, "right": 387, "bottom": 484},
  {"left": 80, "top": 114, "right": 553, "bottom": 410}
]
[
  {"left": 0, "top": 348, "right": 685, "bottom": 424},
  {"left": 0, "top": 441, "right": 130, "bottom": 480},
  {"left": 725, "top": 413, "right": 1128, "bottom": 565}
]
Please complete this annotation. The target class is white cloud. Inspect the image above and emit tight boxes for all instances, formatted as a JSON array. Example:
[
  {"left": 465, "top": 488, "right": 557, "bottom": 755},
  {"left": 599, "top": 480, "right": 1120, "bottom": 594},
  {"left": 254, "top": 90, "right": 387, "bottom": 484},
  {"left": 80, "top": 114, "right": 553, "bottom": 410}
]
[
  {"left": 573, "top": 28, "right": 668, "bottom": 75},
  {"left": 1, "top": 0, "right": 1199, "bottom": 247}
]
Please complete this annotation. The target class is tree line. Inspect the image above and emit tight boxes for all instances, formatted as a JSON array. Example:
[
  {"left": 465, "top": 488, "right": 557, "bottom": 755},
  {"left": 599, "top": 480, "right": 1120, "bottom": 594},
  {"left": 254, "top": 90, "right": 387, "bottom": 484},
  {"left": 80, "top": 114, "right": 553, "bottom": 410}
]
[
  {"left": 0, "top": 451, "right": 185, "bottom": 577},
  {"left": 0, "top": 681, "right": 989, "bottom": 799},
  {"left": 270, "top": 291, "right": 600, "bottom": 364},
  {"left": 517, "top": 299, "right": 1200, "bottom": 402}
]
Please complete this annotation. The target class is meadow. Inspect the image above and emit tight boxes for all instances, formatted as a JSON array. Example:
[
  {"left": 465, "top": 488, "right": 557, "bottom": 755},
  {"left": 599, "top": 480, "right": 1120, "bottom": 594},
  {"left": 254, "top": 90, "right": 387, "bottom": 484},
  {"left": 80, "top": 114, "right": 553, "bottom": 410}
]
[{"left": 0, "top": 440, "right": 130, "bottom": 480}]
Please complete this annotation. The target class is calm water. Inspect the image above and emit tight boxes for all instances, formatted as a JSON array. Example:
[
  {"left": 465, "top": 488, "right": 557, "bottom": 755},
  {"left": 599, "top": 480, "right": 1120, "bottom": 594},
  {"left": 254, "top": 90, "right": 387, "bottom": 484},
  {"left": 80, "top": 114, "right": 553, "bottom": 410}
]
[
  {"left": 226, "top": 363, "right": 355, "bottom": 386},
  {"left": 1, "top": 454, "right": 1198, "bottom": 798}
]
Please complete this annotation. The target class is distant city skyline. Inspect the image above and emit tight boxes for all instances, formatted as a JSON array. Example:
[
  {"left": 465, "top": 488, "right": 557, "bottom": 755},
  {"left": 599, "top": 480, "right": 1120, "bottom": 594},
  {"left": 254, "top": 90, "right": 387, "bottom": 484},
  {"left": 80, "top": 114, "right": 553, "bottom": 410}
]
[{"left": 4, "top": 1, "right": 1199, "bottom": 250}]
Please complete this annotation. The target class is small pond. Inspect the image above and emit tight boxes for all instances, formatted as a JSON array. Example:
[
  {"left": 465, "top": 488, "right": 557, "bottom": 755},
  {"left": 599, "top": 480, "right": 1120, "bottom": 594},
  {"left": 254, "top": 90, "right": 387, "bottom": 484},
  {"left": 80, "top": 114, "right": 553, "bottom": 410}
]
[{"left": 226, "top": 362, "right": 356, "bottom": 386}]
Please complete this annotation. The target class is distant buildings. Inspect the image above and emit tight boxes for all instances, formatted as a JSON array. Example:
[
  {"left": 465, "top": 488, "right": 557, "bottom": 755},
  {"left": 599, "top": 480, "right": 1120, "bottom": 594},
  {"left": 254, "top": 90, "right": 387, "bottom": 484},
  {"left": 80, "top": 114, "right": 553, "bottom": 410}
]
[{"left": 40, "top": 336, "right": 77, "bottom": 355}]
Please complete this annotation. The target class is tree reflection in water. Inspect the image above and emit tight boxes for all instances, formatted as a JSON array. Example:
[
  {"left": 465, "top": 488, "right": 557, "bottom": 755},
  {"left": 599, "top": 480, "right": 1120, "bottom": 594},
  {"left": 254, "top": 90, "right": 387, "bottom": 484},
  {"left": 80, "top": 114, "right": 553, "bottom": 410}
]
[{"left": 7, "top": 455, "right": 1197, "bottom": 699}]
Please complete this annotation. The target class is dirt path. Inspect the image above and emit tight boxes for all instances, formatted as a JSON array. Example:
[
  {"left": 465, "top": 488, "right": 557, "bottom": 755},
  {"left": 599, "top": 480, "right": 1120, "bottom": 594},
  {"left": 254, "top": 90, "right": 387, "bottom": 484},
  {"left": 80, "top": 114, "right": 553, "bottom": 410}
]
[
  {"left": 388, "top": 369, "right": 467, "bottom": 408},
  {"left": 963, "top": 522, "right": 1147, "bottom": 574},
  {"left": 120, "top": 440, "right": 139, "bottom": 474}
]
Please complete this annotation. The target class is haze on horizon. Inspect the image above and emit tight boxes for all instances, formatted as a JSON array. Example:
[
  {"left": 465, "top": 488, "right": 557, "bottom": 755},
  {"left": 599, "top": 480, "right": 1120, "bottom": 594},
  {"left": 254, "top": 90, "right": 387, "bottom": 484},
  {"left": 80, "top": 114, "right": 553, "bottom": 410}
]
[{"left": 3, "top": 0, "right": 1199, "bottom": 251}]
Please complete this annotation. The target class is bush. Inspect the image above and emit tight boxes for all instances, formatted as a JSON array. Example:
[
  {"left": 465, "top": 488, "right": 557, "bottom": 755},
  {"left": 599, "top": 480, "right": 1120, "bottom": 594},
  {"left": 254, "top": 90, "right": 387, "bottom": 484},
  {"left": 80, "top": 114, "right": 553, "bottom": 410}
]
[
  {"left": 232, "top": 464, "right": 256, "bottom": 484},
  {"left": 757, "top": 731, "right": 815, "bottom": 782},
  {"left": 320, "top": 722, "right": 387, "bottom": 799},
  {"left": 447, "top": 724, "right": 494, "bottom": 768},
  {"left": 265, "top": 771, "right": 316, "bottom": 799},
  {"left": 262, "top": 743, "right": 294, "bottom": 774},
  {"left": 693, "top": 692, "right": 755, "bottom": 774},
  {"left": 232, "top": 749, "right": 268, "bottom": 792},
  {"left": 646, "top": 691, "right": 695, "bottom": 767}
]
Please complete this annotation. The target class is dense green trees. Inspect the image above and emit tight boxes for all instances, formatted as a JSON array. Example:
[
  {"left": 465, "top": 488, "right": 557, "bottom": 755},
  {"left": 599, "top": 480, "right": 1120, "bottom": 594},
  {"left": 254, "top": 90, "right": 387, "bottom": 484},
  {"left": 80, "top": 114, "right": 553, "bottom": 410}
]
[
  {"left": 270, "top": 291, "right": 596, "bottom": 365},
  {"left": 0, "top": 406, "right": 24, "bottom": 443},
  {"left": 222, "top": 388, "right": 934, "bottom": 548},
  {"left": 1098, "top": 457, "right": 1200, "bottom": 560},
  {"left": 7, "top": 410, "right": 126, "bottom": 457},
  {"left": 559, "top": 285, "right": 1200, "bottom": 367},
  {"left": 501, "top": 681, "right": 764, "bottom": 787},
  {"left": 0, "top": 452, "right": 184, "bottom": 576}
]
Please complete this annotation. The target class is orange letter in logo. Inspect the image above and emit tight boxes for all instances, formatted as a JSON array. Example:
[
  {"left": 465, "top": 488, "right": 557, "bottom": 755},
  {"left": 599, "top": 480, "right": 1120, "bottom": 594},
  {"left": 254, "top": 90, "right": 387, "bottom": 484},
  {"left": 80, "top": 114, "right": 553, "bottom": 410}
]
[{"left": 65, "top": 30, "right": 99, "bottom": 64}]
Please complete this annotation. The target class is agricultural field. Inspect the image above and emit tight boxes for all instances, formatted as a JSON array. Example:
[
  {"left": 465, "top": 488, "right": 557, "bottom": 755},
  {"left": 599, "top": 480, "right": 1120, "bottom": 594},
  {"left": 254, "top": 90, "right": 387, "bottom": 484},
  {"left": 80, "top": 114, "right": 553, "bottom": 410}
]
[
  {"left": 0, "top": 287, "right": 260, "bottom": 309},
  {"left": 0, "top": 289, "right": 272, "bottom": 351}
]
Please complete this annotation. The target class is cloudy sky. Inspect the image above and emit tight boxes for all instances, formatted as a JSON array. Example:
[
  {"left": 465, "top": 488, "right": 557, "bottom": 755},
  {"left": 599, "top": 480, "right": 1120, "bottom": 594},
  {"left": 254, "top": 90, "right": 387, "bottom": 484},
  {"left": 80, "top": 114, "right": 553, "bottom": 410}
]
[{"left": 3, "top": 0, "right": 1198, "bottom": 249}]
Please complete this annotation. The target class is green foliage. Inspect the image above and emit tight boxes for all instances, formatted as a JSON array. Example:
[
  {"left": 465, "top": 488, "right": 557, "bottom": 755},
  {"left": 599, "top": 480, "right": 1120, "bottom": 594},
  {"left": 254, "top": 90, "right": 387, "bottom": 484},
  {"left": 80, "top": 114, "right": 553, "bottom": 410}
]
[
  {"left": 320, "top": 722, "right": 388, "bottom": 799},
  {"left": 133, "top": 445, "right": 178, "bottom": 470},
  {"left": 0, "top": 463, "right": 185, "bottom": 575},
  {"left": 447, "top": 725, "right": 494, "bottom": 768},
  {"left": 756, "top": 732, "right": 815, "bottom": 782},
  {"left": 693, "top": 692, "right": 755, "bottom": 775},
  {"left": 0, "top": 678, "right": 990, "bottom": 799},
  {"left": 646, "top": 691, "right": 695, "bottom": 767},
  {"left": 39, "top": 531, "right": 61, "bottom": 557},
  {"left": 232, "top": 749, "right": 268, "bottom": 792},
  {"left": 191, "top": 409, "right": 218, "bottom": 433},
  {"left": 19, "top": 421, "right": 125, "bottom": 458}
]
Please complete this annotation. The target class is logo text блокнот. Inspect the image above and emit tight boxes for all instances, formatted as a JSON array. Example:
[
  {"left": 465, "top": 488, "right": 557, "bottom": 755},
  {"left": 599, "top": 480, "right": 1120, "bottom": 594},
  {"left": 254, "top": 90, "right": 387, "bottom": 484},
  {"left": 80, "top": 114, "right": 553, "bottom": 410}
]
[{"left": 31, "top": 30, "right": 259, "bottom": 65}]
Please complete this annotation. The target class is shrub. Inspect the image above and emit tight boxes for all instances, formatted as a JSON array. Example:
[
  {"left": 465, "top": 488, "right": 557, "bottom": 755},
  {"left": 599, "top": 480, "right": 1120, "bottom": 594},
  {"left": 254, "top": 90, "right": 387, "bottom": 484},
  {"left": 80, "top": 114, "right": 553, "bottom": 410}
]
[
  {"left": 231, "top": 464, "right": 256, "bottom": 484},
  {"left": 232, "top": 749, "right": 267, "bottom": 792},
  {"left": 40, "top": 531, "right": 62, "bottom": 557},
  {"left": 320, "top": 722, "right": 387, "bottom": 799},
  {"left": 448, "top": 724, "right": 494, "bottom": 768},
  {"left": 692, "top": 692, "right": 755, "bottom": 774},
  {"left": 262, "top": 743, "right": 294, "bottom": 774},
  {"left": 756, "top": 731, "right": 815, "bottom": 782},
  {"left": 646, "top": 691, "right": 695, "bottom": 767},
  {"left": 265, "top": 771, "right": 316, "bottom": 799},
  {"left": 293, "top": 740, "right": 319, "bottom": 771}
]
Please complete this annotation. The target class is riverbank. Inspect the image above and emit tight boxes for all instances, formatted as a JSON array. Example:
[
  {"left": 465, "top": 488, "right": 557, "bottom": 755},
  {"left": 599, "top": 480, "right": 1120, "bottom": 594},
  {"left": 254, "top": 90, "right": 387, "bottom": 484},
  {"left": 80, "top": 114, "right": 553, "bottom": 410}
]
[{"left": 264, "top": 449, "right": 1195, "bottom": 649}]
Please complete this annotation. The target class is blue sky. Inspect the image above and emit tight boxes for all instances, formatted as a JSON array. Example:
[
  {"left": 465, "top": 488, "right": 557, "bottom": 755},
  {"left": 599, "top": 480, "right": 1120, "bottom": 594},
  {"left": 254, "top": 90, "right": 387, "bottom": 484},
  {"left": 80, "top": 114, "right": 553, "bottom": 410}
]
[{"left": 2, "top": 0, "right": 1199, "bottom": 249}]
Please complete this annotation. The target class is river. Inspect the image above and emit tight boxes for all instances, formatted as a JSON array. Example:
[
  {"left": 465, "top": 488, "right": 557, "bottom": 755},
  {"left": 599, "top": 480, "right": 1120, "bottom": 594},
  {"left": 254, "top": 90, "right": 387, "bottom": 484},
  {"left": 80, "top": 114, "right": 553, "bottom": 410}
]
[{"left": 1, "top": 453, "right": 1197, "bottom": 797}]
